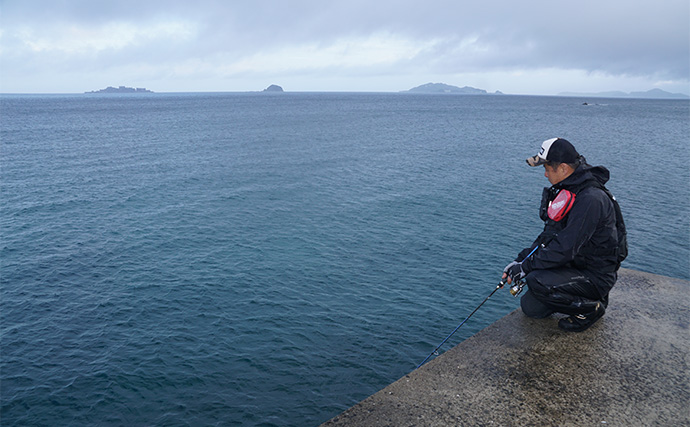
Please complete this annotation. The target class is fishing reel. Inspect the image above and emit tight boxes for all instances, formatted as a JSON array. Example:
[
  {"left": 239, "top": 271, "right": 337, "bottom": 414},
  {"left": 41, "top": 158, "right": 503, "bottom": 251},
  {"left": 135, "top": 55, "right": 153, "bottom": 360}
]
[
  {"left": 499, "top": 278, "right": 526, "bottom": 297},
  {"left": 509, "top": 280, "right": 526, "bottom": 297}
]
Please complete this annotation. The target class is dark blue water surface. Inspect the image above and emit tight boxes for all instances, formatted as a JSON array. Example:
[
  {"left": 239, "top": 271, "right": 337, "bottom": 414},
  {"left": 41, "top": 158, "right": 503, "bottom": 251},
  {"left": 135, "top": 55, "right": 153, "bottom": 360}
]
[{"left": 1, "top": 93, "right": 688, "bottom": 426}]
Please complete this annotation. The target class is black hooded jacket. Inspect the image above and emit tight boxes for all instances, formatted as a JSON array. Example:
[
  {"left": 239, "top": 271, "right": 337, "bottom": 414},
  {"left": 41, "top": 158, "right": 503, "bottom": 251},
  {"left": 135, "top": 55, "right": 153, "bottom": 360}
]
[{"left": 517, "top": 161, "right": 618, "bottom": 296}]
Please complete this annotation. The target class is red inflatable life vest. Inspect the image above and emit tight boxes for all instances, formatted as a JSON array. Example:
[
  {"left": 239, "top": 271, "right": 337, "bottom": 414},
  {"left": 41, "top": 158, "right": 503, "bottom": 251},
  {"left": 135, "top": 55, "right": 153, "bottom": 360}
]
[{"left": 548, "top": 189, "right": 576, "bottom": 221}]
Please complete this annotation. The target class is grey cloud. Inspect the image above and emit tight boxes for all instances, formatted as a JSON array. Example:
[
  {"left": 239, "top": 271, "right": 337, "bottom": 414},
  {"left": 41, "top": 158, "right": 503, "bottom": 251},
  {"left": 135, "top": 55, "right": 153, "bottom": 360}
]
[{"left": 1, "top": 0, "right": 688, "bottom": 92}]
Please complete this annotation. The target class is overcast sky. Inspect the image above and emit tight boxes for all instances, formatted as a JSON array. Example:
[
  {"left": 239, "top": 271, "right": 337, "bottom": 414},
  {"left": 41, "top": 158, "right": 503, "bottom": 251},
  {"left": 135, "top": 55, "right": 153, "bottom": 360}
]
[{"left": 1, "top": 0, "right": 688, "bottom": 94}]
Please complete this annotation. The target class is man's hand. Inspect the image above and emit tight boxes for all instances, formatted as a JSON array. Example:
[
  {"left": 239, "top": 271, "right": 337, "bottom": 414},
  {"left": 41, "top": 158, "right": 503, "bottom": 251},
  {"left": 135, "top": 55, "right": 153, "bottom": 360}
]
[
  {"left": 502, "top": 261, "right": 525, "bottom": 284},
  {"left": 502, "top": 261, "right": 517, "bottom": 284}
]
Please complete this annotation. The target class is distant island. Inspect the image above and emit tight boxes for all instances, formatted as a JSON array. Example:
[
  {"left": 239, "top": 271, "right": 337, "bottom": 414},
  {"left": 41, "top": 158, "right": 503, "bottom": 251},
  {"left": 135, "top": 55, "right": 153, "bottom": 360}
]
[
  {"left": 86, "top": 86, "right": 153, "bottom": 94},
  {"left": 263, "top": 84, "right": 284, "bottom": 92},
  {"left": 403, "top": 83, "right": 503, "bottom": 95},
  {"left": 559, "top": 88, "right": 688, "bottom": 100}
]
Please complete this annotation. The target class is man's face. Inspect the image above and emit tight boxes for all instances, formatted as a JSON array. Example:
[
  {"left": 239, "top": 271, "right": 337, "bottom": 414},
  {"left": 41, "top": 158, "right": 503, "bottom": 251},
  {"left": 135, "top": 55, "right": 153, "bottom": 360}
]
[{"left": 543, "top": 163, "right": 571, "bottom": 185}]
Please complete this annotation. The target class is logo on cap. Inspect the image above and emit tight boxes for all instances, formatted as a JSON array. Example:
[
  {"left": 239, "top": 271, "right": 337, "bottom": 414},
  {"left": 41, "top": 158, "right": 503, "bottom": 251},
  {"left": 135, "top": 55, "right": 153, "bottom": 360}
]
[{"left": 526, "top": 138, "right": 578, "bottom": 167}]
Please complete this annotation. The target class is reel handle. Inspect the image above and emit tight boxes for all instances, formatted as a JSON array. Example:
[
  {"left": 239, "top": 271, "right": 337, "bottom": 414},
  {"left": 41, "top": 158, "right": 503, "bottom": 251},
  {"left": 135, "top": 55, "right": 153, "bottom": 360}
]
[
  {"left": 509, "top": 280, "right": 525, "bottom": 297},
  {"left": 499, "top": 277, "right": 525, "bottom": 297}
]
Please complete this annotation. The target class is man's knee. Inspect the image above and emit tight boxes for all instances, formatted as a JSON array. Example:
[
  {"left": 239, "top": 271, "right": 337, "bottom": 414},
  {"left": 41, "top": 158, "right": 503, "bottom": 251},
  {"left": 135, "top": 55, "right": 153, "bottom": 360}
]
[
  {"left": 523, "top": 268, "right": 603, "bottom": 316},
  {"left": 524, "top": 271, "right": 550, "bottom": 299},
  {"left": 520, "top": 289, "right": 554, "bottom": 319}
]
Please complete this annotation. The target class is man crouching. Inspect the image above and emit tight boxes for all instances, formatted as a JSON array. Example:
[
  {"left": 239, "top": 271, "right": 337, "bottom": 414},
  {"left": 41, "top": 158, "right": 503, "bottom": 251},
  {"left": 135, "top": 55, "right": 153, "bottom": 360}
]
[{"left": 502, "top": 138, "right": 625, "bottom": 332}]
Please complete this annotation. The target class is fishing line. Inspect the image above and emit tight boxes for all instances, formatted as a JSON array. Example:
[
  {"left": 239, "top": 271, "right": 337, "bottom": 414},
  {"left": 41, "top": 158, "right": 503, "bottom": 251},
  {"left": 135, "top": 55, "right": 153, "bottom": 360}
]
[
  {"left": 416, "top": 245, "right": 540, "bottom": 369},
  {"left": 416, "top": 281, "right": 503, "bottom": 369}
]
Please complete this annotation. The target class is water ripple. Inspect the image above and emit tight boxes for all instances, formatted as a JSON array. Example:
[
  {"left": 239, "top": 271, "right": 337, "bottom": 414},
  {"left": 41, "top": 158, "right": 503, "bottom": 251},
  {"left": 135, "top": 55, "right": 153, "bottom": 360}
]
[{"left": 1, "top": 93, "right": 687, "bottom": 426}]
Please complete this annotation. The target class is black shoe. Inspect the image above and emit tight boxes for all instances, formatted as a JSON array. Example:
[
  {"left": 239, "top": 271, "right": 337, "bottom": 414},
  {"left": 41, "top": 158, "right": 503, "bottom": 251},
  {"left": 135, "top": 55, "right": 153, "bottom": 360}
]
[{"left": 558, "top": 302, "right": 605, "bottom": 332}]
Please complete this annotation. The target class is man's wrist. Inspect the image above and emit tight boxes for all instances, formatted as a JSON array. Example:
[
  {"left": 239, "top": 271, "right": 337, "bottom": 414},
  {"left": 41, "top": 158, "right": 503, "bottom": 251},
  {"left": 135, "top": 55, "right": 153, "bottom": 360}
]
[{"left": 521, "top": 259, "right": 533, "bottom": 274}]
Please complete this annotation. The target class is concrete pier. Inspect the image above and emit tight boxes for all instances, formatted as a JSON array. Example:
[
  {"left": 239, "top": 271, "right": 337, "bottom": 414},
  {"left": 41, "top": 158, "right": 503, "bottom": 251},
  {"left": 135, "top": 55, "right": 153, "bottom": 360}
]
[{"left": 322, "top": 269, "right": 690, "bottom": 426}]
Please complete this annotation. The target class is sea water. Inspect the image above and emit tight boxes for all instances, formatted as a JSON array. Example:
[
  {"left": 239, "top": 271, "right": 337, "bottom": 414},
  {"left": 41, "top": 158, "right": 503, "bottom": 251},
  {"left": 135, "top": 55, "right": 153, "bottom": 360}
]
[{"left": 1, "top": 93, "right": 688, "bottom": 426}]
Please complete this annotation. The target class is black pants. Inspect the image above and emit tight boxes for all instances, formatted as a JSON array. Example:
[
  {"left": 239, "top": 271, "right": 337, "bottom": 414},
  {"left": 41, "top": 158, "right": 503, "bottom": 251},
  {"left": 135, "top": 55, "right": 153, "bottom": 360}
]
[{"left": 520, "top": 268, "right": 606, "bottom": 318}]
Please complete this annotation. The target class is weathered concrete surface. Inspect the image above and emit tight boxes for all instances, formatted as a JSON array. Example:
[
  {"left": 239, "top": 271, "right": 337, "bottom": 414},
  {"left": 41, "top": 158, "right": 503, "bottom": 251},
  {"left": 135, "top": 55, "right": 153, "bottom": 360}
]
[{"left": 322, "top": 269, "right": 690, "bottom": 426}]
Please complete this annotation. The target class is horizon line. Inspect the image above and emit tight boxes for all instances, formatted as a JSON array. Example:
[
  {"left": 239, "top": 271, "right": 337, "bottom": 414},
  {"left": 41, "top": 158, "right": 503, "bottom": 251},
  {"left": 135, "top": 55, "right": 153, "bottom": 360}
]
[{"left": 1, "top": 90, "right": 688, "bottom": 99}]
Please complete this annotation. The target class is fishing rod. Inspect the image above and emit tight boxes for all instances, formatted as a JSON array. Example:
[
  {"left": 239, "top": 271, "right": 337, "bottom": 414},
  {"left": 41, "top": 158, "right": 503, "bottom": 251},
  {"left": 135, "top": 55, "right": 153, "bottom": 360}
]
[
  {"left": 504, "top": 243, "right": 542, "bottom": 298},
  {"left": 415, "top": 279, "right": 507, "bottom": 369},
  {"left": 416, "top": 245, "right": 540, "bottom": 369}
]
